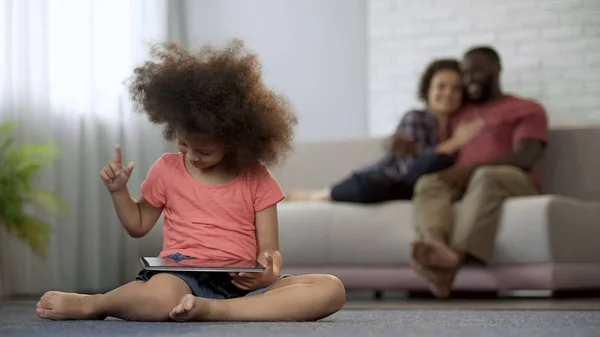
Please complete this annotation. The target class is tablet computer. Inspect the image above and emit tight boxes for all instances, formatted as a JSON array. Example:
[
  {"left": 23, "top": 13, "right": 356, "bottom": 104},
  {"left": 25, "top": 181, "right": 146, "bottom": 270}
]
[{"left": 139, "top": 257, "right": 266, "bottom": 273}]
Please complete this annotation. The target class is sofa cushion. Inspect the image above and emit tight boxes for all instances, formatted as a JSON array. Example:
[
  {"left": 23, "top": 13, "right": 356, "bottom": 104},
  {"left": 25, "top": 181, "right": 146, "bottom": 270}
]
[
  {"left": 279, "top": 201, "right": 414, "bottom": 266},
  {"left": 278, "top": 195, "right": 600, "bottom": 267}
]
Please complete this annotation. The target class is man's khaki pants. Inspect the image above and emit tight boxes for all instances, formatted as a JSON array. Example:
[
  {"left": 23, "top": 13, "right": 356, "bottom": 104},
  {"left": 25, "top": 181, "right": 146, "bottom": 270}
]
[{"left": 413, "top": 166, "right": 538, "bottom": 264}]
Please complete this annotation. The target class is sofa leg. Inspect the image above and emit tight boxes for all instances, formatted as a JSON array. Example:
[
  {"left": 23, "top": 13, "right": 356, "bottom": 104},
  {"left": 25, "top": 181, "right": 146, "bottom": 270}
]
[
  {"left": 552, "top": 289, "right": 600, "bottom": 298},
  {"left": 374, "top": 290, "right": 383, "bottom": 300}
]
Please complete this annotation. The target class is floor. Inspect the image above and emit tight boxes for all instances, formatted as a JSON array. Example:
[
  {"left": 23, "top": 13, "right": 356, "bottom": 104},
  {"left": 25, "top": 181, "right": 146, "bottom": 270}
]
[
  {"left": 345, "top": 297, "right": 600, "bottom": 310},
  {"left": 2, "top": 298, "right": 600, "bottom": 337}
]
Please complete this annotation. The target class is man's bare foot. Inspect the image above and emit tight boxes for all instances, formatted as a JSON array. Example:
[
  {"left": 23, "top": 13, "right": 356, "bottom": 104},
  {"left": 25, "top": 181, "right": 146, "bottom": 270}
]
[
  {"left": 36, "top": 291, "right": 104, "bottom": 320},
  {"left": 410, "top": 239, "right": 462, "bottom": 299},
  {"left": 169, "top": 294, "right": 212, "bottom": 322},
  {"left": 410, "top": 261, "right": 455, "bottom": 299},
  {"left": 411, "top": 238, "right": 461, "bottom": 270}
]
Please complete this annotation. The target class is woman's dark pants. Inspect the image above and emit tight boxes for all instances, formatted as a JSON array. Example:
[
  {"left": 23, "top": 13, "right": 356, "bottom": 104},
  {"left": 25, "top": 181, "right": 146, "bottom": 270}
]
[{"left": 330, "top": 153, "right": 454, "bottom": 203}]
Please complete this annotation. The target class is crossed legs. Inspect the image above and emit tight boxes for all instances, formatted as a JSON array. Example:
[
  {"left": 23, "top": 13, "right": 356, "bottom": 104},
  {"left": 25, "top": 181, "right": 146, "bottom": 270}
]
[
  {"left": 37, "top": 273, "right": 192, "bottom": 321},
  {"left": 169, "top": 274, "right": 346, "bottom": 322},
  {"left": 37, "top": 273, "right": 345, "bottom": 322},
  {"left": 410, "top": 166, "right": 538, "bottom": 298}
]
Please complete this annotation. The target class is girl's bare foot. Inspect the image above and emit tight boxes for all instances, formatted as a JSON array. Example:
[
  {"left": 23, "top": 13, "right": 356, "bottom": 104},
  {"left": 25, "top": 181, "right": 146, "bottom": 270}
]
[
  {"left": 36, "top": 291, "right": 104, "bottom": 320},
  {"left": 169, "top": 294, "right": 212, "bottom": 322}
]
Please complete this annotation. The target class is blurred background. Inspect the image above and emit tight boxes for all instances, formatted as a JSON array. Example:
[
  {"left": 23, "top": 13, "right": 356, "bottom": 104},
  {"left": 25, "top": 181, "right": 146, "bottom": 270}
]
[{"left": 0, "top": 0, "right": 599, "bottom": 300}]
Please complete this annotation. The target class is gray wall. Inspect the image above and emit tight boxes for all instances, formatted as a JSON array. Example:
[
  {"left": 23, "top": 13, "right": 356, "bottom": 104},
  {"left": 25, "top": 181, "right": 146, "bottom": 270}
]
[{"left": 181, "top": 0, "right": 368, "bottom": 142}]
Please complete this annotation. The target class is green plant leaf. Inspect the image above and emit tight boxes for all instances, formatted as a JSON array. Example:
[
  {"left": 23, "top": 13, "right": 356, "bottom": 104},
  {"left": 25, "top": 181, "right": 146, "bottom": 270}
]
[
  {"left": 0, "top": 120, "right": 17, "bottom": 135},
  {"left": 0, "top": 119, "right": 65, "bottom": 258},
  {"left": 10, "top": 143, "right": 59, "bottom": 171},
  {"left": 0, "top": 136, "right": 14, "bottom": 158},
  {"left": 3, "top": 215, "right": 51, "bottom": 258},
  {"left": 26, "top": 189, "right": 68, "bottom": 215}
]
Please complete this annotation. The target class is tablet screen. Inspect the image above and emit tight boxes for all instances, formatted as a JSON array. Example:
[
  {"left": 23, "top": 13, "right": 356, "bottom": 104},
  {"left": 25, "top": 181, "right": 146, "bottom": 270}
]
[{"left": 140, "top": 257, "right": 266, "bottom": 273}]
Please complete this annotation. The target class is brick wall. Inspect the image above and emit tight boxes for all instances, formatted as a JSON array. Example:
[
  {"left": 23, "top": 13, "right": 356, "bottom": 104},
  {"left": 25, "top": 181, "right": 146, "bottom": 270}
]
[{"left": 368, "top": 0, "right": 600, "bottom": 136}]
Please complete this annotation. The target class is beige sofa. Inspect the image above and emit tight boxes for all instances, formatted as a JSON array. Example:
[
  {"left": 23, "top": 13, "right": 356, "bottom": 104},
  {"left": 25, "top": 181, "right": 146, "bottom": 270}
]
[
  {"left": 138, "top": 127, "right": 600, "bottom": 293},
  {"left": 269, "top": 127, "right": 600, "bottom": 292}
]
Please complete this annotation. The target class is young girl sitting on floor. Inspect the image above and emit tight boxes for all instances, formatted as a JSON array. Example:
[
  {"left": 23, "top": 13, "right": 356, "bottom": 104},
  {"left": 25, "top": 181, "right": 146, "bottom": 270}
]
[{"left": 36, "top": 40, "right": 346, "bottom": 322}]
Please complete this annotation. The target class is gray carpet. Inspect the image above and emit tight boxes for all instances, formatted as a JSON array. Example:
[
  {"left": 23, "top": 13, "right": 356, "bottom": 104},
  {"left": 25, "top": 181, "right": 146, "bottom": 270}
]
[{"left": 2, "top": 301, "right": 600, "bottom": 337}]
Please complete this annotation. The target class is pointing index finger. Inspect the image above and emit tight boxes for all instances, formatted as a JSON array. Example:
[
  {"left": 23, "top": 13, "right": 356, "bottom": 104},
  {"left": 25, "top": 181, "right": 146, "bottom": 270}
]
[{"left": 115, "top": 145, "right": 123, "bottom": 163}]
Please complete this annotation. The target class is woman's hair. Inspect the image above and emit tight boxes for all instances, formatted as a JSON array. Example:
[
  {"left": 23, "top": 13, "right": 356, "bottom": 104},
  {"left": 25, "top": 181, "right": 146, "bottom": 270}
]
[
  {"left": 417, "top": 58, "right": 461, "bottom": 102},
  {"left": 127, "top": 39, "right": 297, "bottom": 169}
]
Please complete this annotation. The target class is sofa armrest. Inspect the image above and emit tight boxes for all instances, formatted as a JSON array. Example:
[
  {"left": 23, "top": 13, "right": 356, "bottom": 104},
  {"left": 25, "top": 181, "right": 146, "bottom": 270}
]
[
  {"left": 270, "top": 137, "right": 388, "bottom": 191},
  {"left": 493, "top": 195, "right": 600, "bottom": 265}
]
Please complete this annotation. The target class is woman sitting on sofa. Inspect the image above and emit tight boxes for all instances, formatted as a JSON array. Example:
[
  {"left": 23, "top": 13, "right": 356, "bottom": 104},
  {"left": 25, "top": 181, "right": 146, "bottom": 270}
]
[{"left": 286, "top": 58, "right": 483, "bottom": 203}]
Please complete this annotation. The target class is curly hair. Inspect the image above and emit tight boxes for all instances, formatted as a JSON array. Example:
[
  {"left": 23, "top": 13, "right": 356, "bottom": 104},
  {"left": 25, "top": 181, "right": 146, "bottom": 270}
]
[
  {"left": 417, "top": 58, "right": 461, "bottom": 102},
  {"left": 127, "top": 39, "right": 298, "bottom": 170}
]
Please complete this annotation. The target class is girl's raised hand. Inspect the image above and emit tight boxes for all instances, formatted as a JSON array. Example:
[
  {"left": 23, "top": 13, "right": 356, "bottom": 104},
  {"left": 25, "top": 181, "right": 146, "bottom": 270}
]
[{"left": 100, "top": 145, "right": 135, "bottom": 192}]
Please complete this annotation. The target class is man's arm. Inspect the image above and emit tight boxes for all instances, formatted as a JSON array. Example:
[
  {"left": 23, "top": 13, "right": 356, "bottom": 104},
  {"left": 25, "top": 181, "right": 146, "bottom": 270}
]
[
  {"left": 437, "top": 138, "right": 546, "bottom": 190},
  {"left": 435, "top": 137, "right": 463, "bottom": 155},
  {"left": 475, "top": 138, "right": 546, "bottom": 171},
  {"left": 471, "top": 104, "right": 549, "bottom": 171},
  {"left": 437, "top": 105, "right": 549, "bottom": 190},
  {"left": 255, "top": 204, "right": 282, "bottom": 274}
]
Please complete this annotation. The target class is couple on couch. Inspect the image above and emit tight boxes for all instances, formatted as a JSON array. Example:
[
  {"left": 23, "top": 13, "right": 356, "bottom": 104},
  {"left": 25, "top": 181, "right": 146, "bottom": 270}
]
[{"left": 288, "top": 45, "right": 549, "bottom": 298}]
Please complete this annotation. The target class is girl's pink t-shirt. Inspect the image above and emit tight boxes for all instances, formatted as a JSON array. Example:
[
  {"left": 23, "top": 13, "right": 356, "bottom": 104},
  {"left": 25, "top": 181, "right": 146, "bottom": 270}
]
[{"left": 140, "top": 153, "right": 285, "bottom": 261}]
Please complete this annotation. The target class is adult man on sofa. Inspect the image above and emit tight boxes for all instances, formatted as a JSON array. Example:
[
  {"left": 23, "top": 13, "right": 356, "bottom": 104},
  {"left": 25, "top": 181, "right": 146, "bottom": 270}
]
[{"left": 410, "top": 46, "right": 549, "bottom": 298}]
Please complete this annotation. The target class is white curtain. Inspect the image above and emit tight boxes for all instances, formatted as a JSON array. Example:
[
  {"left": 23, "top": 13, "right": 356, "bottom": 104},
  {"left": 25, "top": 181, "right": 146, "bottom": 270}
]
[{"left": 0, "top": 0, "right": 186, "bottom": 299}]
